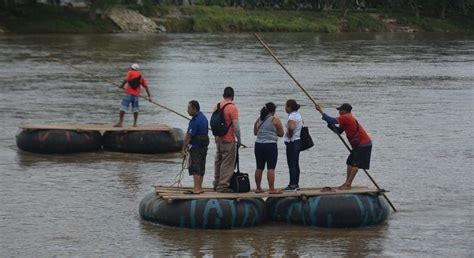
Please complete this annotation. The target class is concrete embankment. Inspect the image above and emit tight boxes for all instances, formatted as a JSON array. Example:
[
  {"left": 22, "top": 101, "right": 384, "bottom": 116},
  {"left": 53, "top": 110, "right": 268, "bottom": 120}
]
[{"left": 108, "top": 7, "right": 165, "bottom": 33}]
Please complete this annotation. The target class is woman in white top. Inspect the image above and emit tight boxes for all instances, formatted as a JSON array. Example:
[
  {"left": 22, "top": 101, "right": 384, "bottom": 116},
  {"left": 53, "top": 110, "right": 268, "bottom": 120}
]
[{"left": 283, "top": 99, "right": 303, "bottom": 191}]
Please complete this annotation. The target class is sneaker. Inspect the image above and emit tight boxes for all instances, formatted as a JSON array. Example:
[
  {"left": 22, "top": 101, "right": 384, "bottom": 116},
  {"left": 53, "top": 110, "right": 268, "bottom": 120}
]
[{"left": 283, "top": 185, "right": 297, "bottom": 192}]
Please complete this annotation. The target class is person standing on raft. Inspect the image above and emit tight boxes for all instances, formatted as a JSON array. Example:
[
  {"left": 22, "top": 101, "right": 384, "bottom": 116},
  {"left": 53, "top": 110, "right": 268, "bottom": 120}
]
[
  {"left": 315, "top": 103, "right": 372, "bottom": 190},
  {"left": 283, "top": 99, "right": 303, "bottom": 191},
  {"left": 114, "top": 64, "right": 152, "bottom": 127},
  {"left": 253, "top": 102, "right": 284, "bottom": 194},
  {"left": 213, "top": 87, "right": 241, "bottom": 193},
  {"left": 182, "top": 100, "right": 209, "bottom": 194}
]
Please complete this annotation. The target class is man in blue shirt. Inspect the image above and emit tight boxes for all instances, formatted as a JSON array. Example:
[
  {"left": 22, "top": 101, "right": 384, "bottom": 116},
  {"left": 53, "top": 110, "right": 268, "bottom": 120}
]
[{"left": 182, "top": 100, "right": 210, "bottom": 194}]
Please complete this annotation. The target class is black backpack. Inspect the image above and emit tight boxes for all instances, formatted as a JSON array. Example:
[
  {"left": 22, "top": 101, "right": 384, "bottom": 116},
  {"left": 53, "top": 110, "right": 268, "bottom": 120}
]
[
  {"left": 210, "top": 102, "right": 233, "bottom": 136},
  {"left": 128, "top": 75, "right": 142, "bottom": 89}
]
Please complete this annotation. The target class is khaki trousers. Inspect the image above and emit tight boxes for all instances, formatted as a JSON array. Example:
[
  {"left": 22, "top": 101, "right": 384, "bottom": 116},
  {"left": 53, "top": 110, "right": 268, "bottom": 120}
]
[{"left": 214, "top": 140, "right": 236, "bottom": 191}]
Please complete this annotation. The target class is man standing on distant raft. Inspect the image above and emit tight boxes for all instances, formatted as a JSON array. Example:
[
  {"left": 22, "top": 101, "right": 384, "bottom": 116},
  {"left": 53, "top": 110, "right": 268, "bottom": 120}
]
[
  {"left": 315, "top": 103, "right": 372, "bottom": 190},
  {"left": 182, "top": 100, "right": 209, "bottom": 194},
  {"left": 114, "top": 64, "right": 152, "bottom": 127}
]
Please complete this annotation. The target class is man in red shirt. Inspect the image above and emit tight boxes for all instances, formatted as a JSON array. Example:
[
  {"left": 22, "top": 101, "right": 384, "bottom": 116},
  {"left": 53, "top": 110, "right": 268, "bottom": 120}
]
[
  {"left": 315, "top": 103, "right": 372, "bottom": 190},
  {"left": 213, "top": 87, "right": 241, "bottom": 193},
  {"left": 114, "top": 64, "right": 152, "bottom": 127}
]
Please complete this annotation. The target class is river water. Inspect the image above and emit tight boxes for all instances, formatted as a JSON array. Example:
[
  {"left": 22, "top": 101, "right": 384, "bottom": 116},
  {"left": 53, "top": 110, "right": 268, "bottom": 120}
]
[{"left": 0, "top": 33, "right": 472, "bottom": 256}]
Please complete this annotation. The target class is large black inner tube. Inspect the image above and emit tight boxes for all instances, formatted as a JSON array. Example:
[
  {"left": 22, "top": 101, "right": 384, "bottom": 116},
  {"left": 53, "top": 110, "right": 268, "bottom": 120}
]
[
  {"left": 103, "top": 128, "right": 184, "bottom": 154},
  {"left": 266, "top": 193, "right": 390, "bottom": 228},
  {"left": 139, "top": 192, "right": 267, "bottom": 229},
  {"left": 16, "top": 129, "right": 102, "bottom": 154}
]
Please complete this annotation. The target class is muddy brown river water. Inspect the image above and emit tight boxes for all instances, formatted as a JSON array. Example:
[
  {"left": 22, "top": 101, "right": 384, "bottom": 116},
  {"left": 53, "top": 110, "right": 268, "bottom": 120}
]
[{"left": 0, "top": 32, "right": 472, "bottom": 256}]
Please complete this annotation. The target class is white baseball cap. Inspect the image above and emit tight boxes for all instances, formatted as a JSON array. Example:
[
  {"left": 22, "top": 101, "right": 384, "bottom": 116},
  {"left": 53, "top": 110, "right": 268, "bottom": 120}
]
[{"left": 131, "top": 63, "right": 139, "bottom": 70}]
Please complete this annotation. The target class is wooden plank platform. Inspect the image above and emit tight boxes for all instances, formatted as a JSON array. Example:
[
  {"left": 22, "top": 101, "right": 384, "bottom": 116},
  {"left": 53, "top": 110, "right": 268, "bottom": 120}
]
[
  {"left": 154, "top": 185, "right": 386, "bottom": 200},
  {"left": 20, "top": 123, "right": 173, "bottom": 132}
]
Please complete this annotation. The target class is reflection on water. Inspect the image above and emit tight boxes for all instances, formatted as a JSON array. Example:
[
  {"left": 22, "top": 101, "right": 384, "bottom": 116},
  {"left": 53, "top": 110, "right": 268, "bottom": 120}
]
[
  {"left": 140, "top": 222, "right": 388, "bottom": 257},
  {"left": 0, "top": 33, "right": 473, "bottom": 256}
]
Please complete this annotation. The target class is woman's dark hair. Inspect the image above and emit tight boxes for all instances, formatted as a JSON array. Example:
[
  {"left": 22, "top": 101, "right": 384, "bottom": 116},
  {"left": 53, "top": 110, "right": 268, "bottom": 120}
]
[
  {"left": 223, "top": 86, "right": 234, "bottom": 99},
  {"left": 189, "top": 100, "right": 200, "bottom": 112},
  {"left": 260, "top": 102, "right": 276, "bottom": 121},
  {"left": 286, "top": 99, "right": 300, "bottom": 112}
]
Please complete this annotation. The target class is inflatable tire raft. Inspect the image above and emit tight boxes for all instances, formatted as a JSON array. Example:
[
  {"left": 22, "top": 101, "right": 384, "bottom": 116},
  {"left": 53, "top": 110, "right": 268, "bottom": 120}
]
[
  {"left": 139, "top": 192, "right": 266, "bottom": 229},
  {"left": 103, "top": 128, "right": 184, "bottom": 154},
  {"left": 16, "top": 129, "right": 102, "bottom": 154},
  {"left": 267, "top": 193, "right": 390, "bottom": 228}
]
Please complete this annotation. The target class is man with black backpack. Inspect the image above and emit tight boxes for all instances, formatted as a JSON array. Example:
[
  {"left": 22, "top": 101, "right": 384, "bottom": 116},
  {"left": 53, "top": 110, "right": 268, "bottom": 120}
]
[
  {"left": 114, "top": 63, "right": 152, "bottom": 127},
  {"left": 211, "top": 87, "right": 241, "bottom": 193}
]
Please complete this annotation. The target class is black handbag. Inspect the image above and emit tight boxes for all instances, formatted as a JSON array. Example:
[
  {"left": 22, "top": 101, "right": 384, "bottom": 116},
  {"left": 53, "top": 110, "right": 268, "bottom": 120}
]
[
  {"left": 300, "top": 126, "right": 314, "bottom": 151},
  {"left": 230, "top": 147, "right": 250, "bottom": 193}
]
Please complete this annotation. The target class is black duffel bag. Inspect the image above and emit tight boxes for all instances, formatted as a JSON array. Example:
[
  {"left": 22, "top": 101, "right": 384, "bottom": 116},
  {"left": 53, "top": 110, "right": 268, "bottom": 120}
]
[{"left": 230, "top": 147, "right": 250, "bottom": 193}]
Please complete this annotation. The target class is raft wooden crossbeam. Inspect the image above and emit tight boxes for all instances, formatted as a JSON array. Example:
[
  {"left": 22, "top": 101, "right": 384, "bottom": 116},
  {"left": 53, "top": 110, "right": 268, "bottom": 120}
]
[
  {"left": 20, "top": 123, "right": 173, "bottom": 132},
  {"left": 154, "top": 185, "right": 387, "bottom": 200}
]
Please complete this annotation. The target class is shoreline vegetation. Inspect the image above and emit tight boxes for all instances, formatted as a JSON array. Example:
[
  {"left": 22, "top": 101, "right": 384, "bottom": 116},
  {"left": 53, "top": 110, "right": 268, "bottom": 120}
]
[{"left": 0, "top": 3, "right": 473, "bottom": 34}]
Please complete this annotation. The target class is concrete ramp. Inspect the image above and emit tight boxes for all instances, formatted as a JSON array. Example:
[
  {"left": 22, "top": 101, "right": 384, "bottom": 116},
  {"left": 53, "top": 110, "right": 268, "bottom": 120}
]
[{"left": 108, "top": 7, "right": 159, "bottom": 33}]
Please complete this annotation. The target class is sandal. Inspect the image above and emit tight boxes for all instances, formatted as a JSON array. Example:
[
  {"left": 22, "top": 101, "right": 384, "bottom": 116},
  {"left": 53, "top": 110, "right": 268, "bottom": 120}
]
[
  {"left": 269, "top": 190, "right": 283, "bottom": 194},
  {"left": 321, "top": 186, "right": 336, "bottom": 192},
  {"left": 183, "top": 190, "right": 201, "bottom": 195}
]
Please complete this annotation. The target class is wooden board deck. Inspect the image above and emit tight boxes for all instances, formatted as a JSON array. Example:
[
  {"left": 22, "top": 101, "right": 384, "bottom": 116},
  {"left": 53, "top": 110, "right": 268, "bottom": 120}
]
[
  {"left": 20, "top": 123, "right": 173, "bottom": 132},
  {"left": 154, "top": 185, "right": 387, "bottom": 200}
]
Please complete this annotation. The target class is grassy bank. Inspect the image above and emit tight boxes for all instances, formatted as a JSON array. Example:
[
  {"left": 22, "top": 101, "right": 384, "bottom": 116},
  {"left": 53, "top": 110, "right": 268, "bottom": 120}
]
[
  {"left": 0, "top": 4, "right": 472, "bottom": 33},
  {"left": 157, "top": 6, "right": 388, "bottom": 33},
  {"left": 0, "top": 5, "right": 118, "bottom": 33},
  {"left": 156, "top": 6, "right": 474, "bottom": 33}
]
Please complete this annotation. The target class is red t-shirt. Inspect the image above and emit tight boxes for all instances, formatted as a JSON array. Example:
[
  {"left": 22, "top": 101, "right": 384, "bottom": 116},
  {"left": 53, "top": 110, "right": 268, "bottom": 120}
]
[
  {"left": 336, "top": 113, "right": 371, "bottom": 148},
  {"left": 214, "top": 99, "right": 239, "bottom": 143},
  {"left": 124, "top": 70, "right": 147, "bottom": 96}
]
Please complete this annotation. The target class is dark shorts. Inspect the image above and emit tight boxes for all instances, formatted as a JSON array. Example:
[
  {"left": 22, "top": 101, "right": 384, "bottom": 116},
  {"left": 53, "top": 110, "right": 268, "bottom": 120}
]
[
  {"left": 188, "top": 147, "right": 208, "bottom": 176},
  {"left": 254, "top": 142, "right": 278, "bottom": 170},
  {"left": 346, "top": 144, "right": 372, "bottom": 169}
]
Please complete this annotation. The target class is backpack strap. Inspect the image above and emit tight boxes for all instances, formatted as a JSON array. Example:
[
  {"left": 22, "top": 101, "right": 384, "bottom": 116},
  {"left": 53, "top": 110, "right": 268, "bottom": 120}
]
[
  {"left": 219, "top": 102, "right": 234, "bottom": 128},
  {"left": 220, "top": 102, "right": 234, "bottom": 110},
  {"left": 257, "top": 115, "right": 271, "bottom": 131}
]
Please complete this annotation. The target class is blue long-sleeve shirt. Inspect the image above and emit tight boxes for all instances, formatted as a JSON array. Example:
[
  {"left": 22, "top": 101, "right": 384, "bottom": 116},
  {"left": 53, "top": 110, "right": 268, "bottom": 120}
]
[{"left": 322, "top": 113, "right": 338, "bottom": 124}]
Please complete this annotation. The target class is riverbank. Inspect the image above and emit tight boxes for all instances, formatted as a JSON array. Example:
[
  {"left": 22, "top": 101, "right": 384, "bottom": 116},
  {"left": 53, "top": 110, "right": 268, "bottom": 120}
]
[
  {"left": 1, "top": 5, "right": 473, "bottom": 33},
  {"left": 155, "top": 6, "right": 473, "bottom": 33}
]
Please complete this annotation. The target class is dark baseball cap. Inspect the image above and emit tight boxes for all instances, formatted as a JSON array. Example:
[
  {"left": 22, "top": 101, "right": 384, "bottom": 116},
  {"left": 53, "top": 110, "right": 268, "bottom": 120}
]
[{"left": 336, "top": 103, "right": 352, "bottom": 112}]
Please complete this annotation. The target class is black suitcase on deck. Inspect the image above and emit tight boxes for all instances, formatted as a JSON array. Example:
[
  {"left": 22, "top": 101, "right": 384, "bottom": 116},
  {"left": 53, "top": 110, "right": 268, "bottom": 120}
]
[{"left": 230, "top": 147, "right": 250, "bottom": 193}]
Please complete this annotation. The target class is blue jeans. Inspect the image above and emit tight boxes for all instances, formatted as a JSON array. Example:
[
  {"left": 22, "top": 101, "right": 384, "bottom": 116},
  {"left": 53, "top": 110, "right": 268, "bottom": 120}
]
[
  {"left": 285, "top": 140, "right": 301, "bottom": 186},
  {"left": 120, "top": 94, "right": 139, "bottom": 113}
]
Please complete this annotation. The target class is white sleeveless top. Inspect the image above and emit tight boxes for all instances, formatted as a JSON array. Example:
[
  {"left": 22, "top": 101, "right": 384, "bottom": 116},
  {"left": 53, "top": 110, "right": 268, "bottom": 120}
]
[{"left": 284, "top": 111, "right": 302, "bottom": 143}]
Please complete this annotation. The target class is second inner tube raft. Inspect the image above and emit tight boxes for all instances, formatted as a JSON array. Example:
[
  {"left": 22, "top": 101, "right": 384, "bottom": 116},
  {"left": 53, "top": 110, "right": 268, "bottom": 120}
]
[
  {"left": 267, "top": 193, "right": 390, "bottom": 228},
  {"left": 16, "top": 129, "right": 102, "bottom": 154},
  {"left": 139, "top": 192, "right": 266, "bottom": 229}
]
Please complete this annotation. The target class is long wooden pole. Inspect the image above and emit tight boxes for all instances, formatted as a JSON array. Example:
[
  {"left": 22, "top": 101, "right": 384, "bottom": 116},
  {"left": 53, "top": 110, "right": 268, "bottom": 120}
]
[
  {"left": 254, "top": 33, "right": 397, "bottom": 212},
  {"left": 50, "top": 56, "right": 248, "bottom": 148}
]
